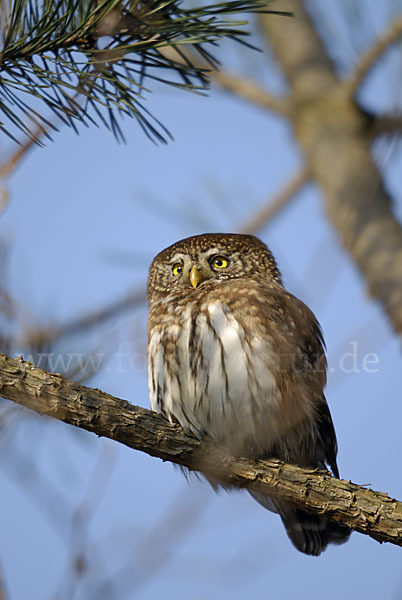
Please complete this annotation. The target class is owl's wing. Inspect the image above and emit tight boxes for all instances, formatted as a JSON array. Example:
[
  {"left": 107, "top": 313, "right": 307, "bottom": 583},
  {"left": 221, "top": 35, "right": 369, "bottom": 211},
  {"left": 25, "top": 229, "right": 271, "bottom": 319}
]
[
  {"left": 315, "top": 398, "right": 339, "bottom": 478},
  {"left": 298, "top": 312, "right": 340, "bottom": 478},
  {"left": 298, "top": 312, "right": 340, "bottom": 476},
  {"left": 250, "top": 287, "right": 350, "bottom": 555},
  {"left": 269, "top": 289, "right": 340, "bottom": 473}
]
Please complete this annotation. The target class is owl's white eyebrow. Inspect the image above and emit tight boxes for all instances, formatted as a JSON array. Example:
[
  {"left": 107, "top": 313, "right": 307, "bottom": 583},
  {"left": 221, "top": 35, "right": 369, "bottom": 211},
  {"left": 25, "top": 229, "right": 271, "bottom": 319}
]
[
  {"left": 169, "top": 253, "right": 186, "bottom": 263},
  {"left": 204, "top": 248, "right": 226, "bottom": 257}
]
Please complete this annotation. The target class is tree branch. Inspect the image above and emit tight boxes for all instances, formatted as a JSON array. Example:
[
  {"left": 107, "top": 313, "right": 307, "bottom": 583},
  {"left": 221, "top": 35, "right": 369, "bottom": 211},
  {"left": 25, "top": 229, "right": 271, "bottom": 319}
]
[
  {"left": 369, "top": 112, "right": 402, "bottom": 139},
  {"left": 211, "top": 70, "right": 290, "bottom": 115},
  {"left": 239, "top": 165, "right": 310, "bottom": 233},
  {"left": 345, "top": 17, "right": 402, "bottom": 96},
  {"left": 158, "top": 45, "right": 290, "bottom": 116},
  {"left": 259, "top": 1, "right": 402, "bottom": 334},
  {"left": 0, "top": 121, "right": 48, "bottom": 216},
  {"left": 1, "top": 353, "right": 402, "bottom": 547},
  {"left": 20, "top": 286, "right": 146, "bottom": 350}
]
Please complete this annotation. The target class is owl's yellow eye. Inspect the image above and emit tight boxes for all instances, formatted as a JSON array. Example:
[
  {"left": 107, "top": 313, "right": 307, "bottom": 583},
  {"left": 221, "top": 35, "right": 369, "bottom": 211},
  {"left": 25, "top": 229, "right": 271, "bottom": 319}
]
[
  {"left": 211, "top": 256, "right": 229, "bottom": 269},
  {"left": 172, "top": 263, "right": 183, "bottom": 276}
]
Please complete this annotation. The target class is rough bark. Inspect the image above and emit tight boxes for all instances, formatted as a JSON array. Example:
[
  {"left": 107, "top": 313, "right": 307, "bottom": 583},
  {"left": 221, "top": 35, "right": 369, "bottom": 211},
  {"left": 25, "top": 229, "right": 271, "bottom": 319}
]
[
  {"left": 259, "top": 1, "right": 402, "bottom": 334},
  {"left": 1, "top": 353, "right": 402, "bottom": 547}
]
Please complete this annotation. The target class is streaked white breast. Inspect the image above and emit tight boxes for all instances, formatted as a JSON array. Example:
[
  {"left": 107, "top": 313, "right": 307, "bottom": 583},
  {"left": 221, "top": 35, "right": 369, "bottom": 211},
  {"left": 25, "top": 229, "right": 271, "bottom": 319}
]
[{"left": 148, "top": 302, "right": 282, "bottom": 454}]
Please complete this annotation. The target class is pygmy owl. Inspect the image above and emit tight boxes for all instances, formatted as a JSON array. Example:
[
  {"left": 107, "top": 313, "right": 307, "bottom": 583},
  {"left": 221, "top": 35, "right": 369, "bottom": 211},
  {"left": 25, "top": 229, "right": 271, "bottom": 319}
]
[{"left": 147, "top": 233, "right": 350, "bottom": 556}]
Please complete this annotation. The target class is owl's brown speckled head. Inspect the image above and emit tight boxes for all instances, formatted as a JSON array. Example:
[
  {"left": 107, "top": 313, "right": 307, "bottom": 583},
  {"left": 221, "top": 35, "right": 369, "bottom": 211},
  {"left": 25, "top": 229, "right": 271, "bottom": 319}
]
[{"left": 147, "top": 233, "right": 282, "bottom": 298}]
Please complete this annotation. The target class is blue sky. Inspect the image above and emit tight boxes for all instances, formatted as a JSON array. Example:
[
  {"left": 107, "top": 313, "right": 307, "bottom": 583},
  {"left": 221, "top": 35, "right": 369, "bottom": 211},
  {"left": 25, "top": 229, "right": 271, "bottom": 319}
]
[{"left": 1, "top": 1, "right": 402, "bottom": 598}]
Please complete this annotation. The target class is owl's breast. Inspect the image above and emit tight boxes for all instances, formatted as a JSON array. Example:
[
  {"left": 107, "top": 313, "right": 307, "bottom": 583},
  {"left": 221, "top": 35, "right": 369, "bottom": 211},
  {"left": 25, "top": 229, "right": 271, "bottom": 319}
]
[{"left": 148, "top": 298, "right": 291, "bottom": 455}]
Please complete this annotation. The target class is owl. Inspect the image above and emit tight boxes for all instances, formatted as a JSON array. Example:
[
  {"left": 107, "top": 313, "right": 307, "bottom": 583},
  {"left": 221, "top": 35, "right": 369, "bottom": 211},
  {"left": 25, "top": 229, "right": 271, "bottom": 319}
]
[{"left": 147, "top": 233, "right": 350, "bottom": 556}]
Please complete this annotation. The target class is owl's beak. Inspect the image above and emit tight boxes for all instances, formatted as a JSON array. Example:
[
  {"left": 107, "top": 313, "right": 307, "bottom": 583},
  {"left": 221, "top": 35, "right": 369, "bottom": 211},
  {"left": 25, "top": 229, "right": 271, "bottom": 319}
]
[{"left": 189, "top": 265, "right": 202, "bottom": 289}]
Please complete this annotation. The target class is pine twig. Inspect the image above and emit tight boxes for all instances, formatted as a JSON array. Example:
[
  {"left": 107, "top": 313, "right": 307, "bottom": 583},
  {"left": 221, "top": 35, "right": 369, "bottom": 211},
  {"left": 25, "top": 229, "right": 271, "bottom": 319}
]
[
  {"left": 0, "top": 0, "right": 286, "bottom": 143},
  {"left": 1, "top": 352, "right": 402, "bottom": 547},
  {"left": 345, "top": 17, "right": 402, "bottom": 95}
]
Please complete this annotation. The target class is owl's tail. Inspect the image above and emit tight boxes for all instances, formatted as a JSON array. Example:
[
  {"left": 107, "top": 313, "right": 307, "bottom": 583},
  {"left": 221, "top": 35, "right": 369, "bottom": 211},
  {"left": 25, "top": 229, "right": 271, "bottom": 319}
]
[{"left": 249, "top": 491, "right": 351, "bottom": 556}]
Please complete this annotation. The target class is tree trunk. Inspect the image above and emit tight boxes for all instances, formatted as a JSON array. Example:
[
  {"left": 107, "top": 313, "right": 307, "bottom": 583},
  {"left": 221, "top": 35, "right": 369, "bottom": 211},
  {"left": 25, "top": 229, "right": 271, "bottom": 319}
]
[{"left": 259, "top": 1, "right": 402, "bottom": 333}]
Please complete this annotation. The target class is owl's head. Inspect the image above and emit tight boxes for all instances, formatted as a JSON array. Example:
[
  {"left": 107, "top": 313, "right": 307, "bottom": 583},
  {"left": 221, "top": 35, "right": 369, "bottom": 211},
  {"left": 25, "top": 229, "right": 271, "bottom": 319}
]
[{"left": 147, "top": 233, "right": 282, "bottom": 298}]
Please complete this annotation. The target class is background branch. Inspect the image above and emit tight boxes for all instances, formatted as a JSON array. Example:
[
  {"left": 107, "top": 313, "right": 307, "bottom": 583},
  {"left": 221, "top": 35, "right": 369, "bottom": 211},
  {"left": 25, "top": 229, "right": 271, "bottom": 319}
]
[
  {"left": 20, "top": 286, "right": 146, "bottom": 350},
  {"left": 259, "top": 0, "right": 402, "bottom": 334},
  {"left": 369, "top": 112, "right": 402, "bottom": 138},
  {"left": 0, "top": 353, "right": 401, "bottom": 548},
  {"left": 345, "top": 17, "right": 402, "bottom": 96},
  {"left": 209, "top": 70, "right": 289, "bottom": 115},
  {"left": 157, "top": 44, "right": 290, "bottom": 115},
  {"left": 239, "top": 165, "right": 310, "bottom": 233}
]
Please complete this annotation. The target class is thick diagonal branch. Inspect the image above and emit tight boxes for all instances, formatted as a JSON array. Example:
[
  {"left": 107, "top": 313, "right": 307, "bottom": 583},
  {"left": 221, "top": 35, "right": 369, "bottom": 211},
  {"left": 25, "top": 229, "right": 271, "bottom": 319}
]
[
  {"left": 0, "top": 353, "right": 401, "bottom": 547},
  {"left": 259, "top": 1, "right": 402, "bottom": 334}
]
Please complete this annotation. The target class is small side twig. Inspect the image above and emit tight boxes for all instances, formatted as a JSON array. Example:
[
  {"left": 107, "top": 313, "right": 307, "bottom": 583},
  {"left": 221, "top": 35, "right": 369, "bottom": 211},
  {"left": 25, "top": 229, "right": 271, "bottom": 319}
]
[
  {"left": 239, "top": 165, "right": 310, "bottom": 234},
  {"left": 345, "top": 17, "right": 402, "bottom": 95},
  {"left": 211, "top": 70, "right": 290, "bottom": 115},
  {"left": 159, "top": 45, "right": 290, "bottom": 116},
  {"left": 17, "top": 287, "right": 146, "bottom": 351},
  {"left": 369, "top": 112, "right": 402, "bottom": 139}
]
